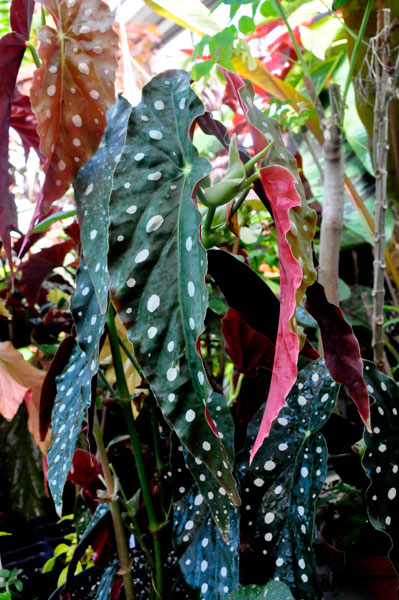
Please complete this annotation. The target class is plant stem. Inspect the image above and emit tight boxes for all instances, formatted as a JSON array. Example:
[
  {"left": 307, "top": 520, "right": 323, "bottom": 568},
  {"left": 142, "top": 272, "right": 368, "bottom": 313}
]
[
  {"left": 372, "top": 9, "right": 392, "bottom": 369},
  {"left": 203, "top": 205, "right": 216, "bottom": 234},
  {"left": 319, "top": 84, "right": 345, "bottom": 306},
  {"left": 227, "top": 372, "right": 244, "bottom": 407},
  {"left": 106, "top": 305, "right": 163, "bottom": 598},
  {"left": 229, "top": 187, "right": 251, "bottom": 218},
  {"left": 342, "top": 0, "right": 373, "bottom": 109},
  {"left": 117, "top": 335, "right": 145, "bottom": 379},
  {"left": 25, "top": 42, "right": 41, "bottom": 68},
  {"left": 93, "top": 412, "right": 135, "bottom": 600}
]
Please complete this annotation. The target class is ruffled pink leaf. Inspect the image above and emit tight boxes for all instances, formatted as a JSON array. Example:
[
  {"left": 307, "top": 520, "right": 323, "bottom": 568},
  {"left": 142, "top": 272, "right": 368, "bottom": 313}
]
[
  {"left": 29, "top": 0, "right": 118, "bottom": 221},
  {"left": 251, "top": 165, "right": 303, "bottom": 459},
  {"left": 219, "top": 68, "right": 311, "bottom": 460}
]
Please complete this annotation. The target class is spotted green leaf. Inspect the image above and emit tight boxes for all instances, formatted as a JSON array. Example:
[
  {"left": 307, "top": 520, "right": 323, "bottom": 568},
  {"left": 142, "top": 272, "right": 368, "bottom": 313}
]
[
  {"left": 47, "top": 345, "right": 91, "bottom": 514},
  {"left": 95, "top": 559, "right": 119, "bottom": 600},
  {"left": 73, "top": 96, "right": 131, "bottom": 313},
  {"left": 174, "top": 488, "right": 239, "bottom": 599},
  {"left": 49, "top": 262, "right": 106, "bottom": 514},
  {"left": 227, "top": 581, "right": 295, "bottom": 600},
  {"left": 363, "top": 361, "right": 399, "bottom": 577},
  {"left": 239, "top": 359, "right": 338, "bottom": 600},
  {"left": 108, "top": 70, "right": 240, "bottom": 507}
]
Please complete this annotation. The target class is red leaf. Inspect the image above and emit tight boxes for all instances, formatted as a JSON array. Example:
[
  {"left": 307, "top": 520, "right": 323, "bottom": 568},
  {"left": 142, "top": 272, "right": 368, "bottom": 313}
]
[
  {"left": 305, "top": 279, "right": 371, "bottom": 430},
  {"left": 222, "top": 308, "right": 275, "bottom": 376},
  {"left": 0, "top": 0, "right": 35, "bottom": 275},
  {"left": 10, "top": 90, "right": 43, "bottom": 161},
  {"left": 19, "top": 239, "right": 74, "bottom": 303},
  {"left": 30, "top": 0, "right": 118, "bottom": 219},
  {"left": 0, "top": 33, "right": 26, "bottom": 276},
  {"left": 10, "top": 0, "right": 35, "bottom": 38},
  {"left": 251, "top": 165, "right": 303, "bottom": 459}
]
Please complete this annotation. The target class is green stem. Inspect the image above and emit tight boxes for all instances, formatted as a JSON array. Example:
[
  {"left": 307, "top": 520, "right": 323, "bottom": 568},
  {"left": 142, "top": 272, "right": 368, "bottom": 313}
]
[
  {"left": 342, "top": 0, "right": 373, "bottom": 109},
  {"left": 270, "top": 0, "right": 310, "bottom": 80},
  {"left": 98, "top": 368, "right": 118, "bottom": 398},
  {"left": 106, "top": 305, "right": 163, "bottom": 598},
  {"left": 25, "top": 42, "right": 41, "bottom": 68},
  {"left": 40, "top": 6, "right": 46, "bottom": 26},
  {"left": 227, "top": 372, "right": 244, "bottom": 407},
  {"left": 244, "top": 140, "right": 273, "bottom": 173},
  {"left": 149, "top": 394, "right": 165, "bottom": 472},
  {"left": 93, "top": 412, "right": 135, "bottom": 600},
  {"left": 229, "top": 187, "right": 251, "bottom": 218},
  {"left": 118, "top": 335, "right": 145, "bottom": 379},
  {"left": 203, "top": 205, "right": 216, "bottom": 234}
]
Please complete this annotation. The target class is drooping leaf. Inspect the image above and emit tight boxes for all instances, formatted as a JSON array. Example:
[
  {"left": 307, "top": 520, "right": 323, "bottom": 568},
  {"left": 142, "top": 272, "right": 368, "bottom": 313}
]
[
  {"left": 362, "top": 361, "right": 399, "bottom": 577},
  {"left": 47, "top": 259, "right": 107, "bottom": 513},
  {"left": 29, "top": 0, "right": 118, "bottom": 220},
  {"left": 183, "top": 391, "right": 238, "bottom": 540},
  {"left": 10, "top": 0, "right": 35, "bottom": 38},
  {"left": 47, "top": 345, "right": 92, "bottom": 514},
  {"left": 70, "top": 256, "right": 107, "bottom": 389},
  {"left": 222, "top": 308, "right": 274, "bottom": 376},
  {"left": 239, "top": 359, "right": 338, "bottom": 600},
  {"left": 174, "top": 396, "right": 239, "bottom": 599},
  {"left": 227, "top": 581, "right": 295, "bottom": 600},
  {"left": 39, "top": 334, "right": 75, "bottom": 441},
  {"left": 174, "top": 490, "right": 239, "bottom": 599},
  {"left": 0, "top": 403, "right": 46, "bottom": 518},
  {"left": 219, "top": 69, "right": 317, "bottom": 457},
  {"left": 107, "top": 70, "right": 239, "bottom": 506},
  {"left": 73, "top": 95, "right": 131, "bottom": 313},
  {"left": 305, "top": 279, "right": 370, "bottom": 430},
  {"left": 19, "top": 240, "right": 74, "bottom": 304}
]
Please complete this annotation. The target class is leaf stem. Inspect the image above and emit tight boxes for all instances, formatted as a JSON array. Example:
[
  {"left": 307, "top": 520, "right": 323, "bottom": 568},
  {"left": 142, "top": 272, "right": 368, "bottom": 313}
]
[
  {"left": 227, "top": 372, "right": 244, "bottom": 406},
  {"left": 229, "top": 187, "right": 251, "bottom": 218},
  {"left": 106, "top": 305, "right": 163, "bottom": 598},
  {"left": 117, "top": 335, "right": 145, "bottom": 380},
  {"left": 25, "top": 42, "right": 41, "bottom": 68},
  {"left": 93, "top": 412, "right": 135, "bottom": 600}
]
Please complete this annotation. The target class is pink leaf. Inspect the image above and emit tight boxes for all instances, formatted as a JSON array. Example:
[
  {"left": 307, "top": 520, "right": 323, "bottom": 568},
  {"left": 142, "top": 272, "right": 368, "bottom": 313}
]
[
  {"left": 219, "top": 67, "right": 314, "bottom": 460},
  {"left": 251, "top": 164, "right": 303, "bottom": 459},
  {"left": 29, "top": 0, "right": 118, "bottom": 220}
]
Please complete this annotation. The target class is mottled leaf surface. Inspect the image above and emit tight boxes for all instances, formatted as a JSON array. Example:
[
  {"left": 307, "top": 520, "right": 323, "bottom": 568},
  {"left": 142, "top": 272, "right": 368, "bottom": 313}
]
[
  {"left": 47, "top": 345, "right": 91, "bottom": 514},
  {"left": 174, "top": 487, "right": 239, "bottom": 599},
  {"left": 70, "top": 256, "right": 107, "bottom": 382},
  {"left": 363, "top": 361, "right": 399, "bottom": 577},
  {"left": 305, "top": 279, "right": 370, "bottom": 430},
  {"left": 95, "top": 559, "right": 118, "bottom": 600},
  {"left": 74, "top": 95, "right": 131, "bottom": 313},
  {"left": 108, "top": 70, "right": 239, "bottom": 506},
  {"left": 239, "top": 359, "right": 338, "bottom": 600},
  {"left": 227, "top": 581, "right": 295, "bottom": 600},
  {"left": 219, "top": 69, "right": 317, "bottom": 457},
  {"left": 184, "top": 391, "right": 238, "bottom": 539},
  {"left": 30, "top": 0, "right": 118, "bottom": 218}
]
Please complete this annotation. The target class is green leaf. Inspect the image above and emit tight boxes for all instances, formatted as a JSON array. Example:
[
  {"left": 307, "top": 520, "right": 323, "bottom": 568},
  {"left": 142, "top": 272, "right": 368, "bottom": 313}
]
[
  {"left": 239, "top": 359, "right": 338, "bottom": 599},
  {"left": 260, "top": 1, "right": 279, "bottom": 18},
  {"left": 73, "top": 96, "right": 132, "bottom": 313},
  {"left": 0, "top": 404, "right": 46, "bottom": 518},
  {"left": 174, "top": 487, "right": 239, "bottom": 598},
  {"left": 227, "top": 581, "right": 295, "bottom": 599},
  {"left": 95, "top": 559, "right": 119, "bottom": 599},
  {"left": 108, "top": 70, "right": 239, "bottom": 509},
  {"left": 33, "top": 210, "right": 77, "bottom": 233},
  {"left": 238, "top": 16, "right": 255, "bottom": 34},
  {"left": 47, "top": 345, "right": 91, "bottom": 514},
  {"left": 332, "top": 0, "right": 350, "bottom": 9},
  {"left": 362, "top": 361, "right": 399, "bottom": 577},
  {"left": 191, "top": 59, "right": 215, "bottom": 81}
]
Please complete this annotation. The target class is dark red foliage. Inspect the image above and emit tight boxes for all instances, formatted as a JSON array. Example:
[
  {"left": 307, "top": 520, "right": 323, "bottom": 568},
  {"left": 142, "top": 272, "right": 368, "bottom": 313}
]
[
  {"left": 305, "top": 279, "right": 370, "bottom": 429},
  {"left": 222, "top": 308, "right": 275, "bottom": 376},
  {"left": 0, "top": 0, "right": 35, "bottom": 275},
  {"left": 10, "top": 90, "right": 43, "bottom": 161},
  {"left": 19, "top": 239, "right": 74, "bottom": 303}
]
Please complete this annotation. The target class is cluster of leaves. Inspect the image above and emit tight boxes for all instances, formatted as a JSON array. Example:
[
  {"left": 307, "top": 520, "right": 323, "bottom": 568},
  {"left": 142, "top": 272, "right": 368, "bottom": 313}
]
[{"left": 1, "top": 1, "right": 399, "bottom": 600}]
